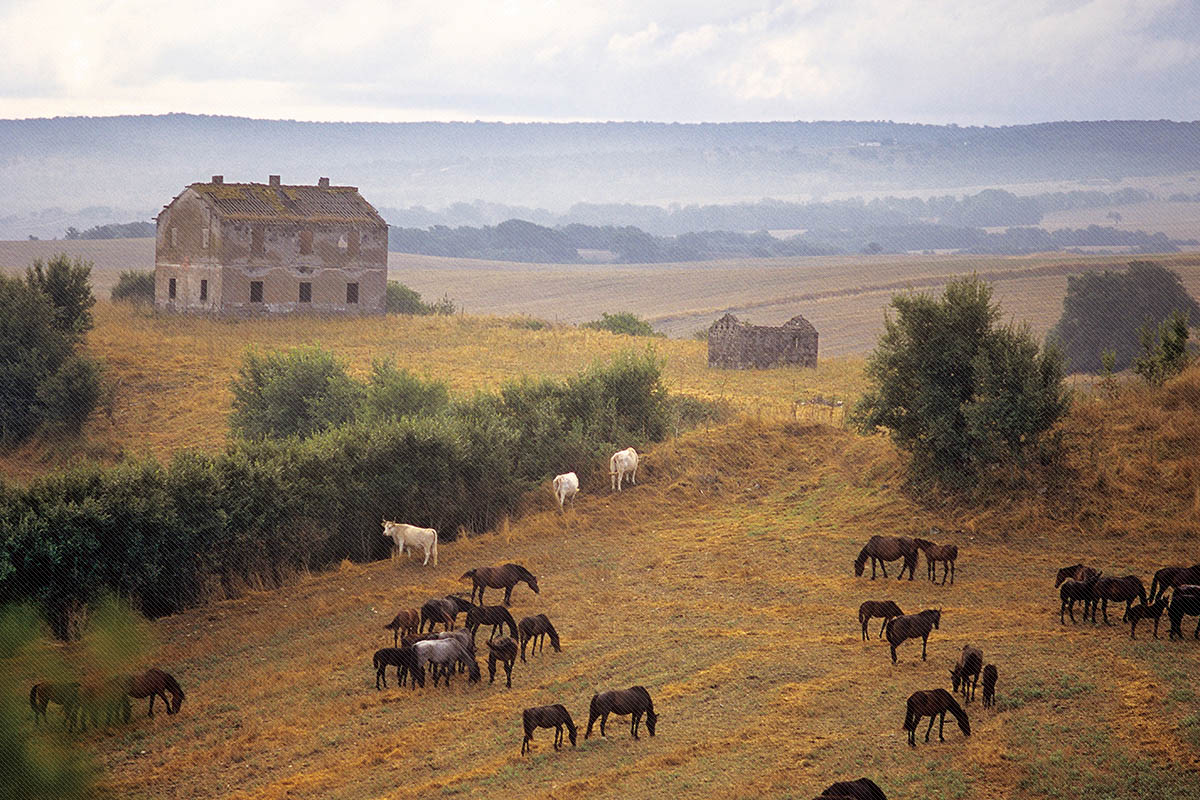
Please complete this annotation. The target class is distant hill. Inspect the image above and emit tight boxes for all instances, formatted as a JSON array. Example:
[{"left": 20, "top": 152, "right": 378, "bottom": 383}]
[{"left": 3, "top": 115, "right": 1200, "bottom": 238}]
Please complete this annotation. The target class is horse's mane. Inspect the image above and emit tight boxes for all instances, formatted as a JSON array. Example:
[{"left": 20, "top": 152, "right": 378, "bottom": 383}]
[
  {"left": 161, "top": 672, "right": 184, "bottom": 699},
  {"left": 912, "top": 538, "right": 933, "bottom": 550},
  {"left": 944, "top": 692, "right": 970, "bottom": 733},
  {"left": 460, "top": 569, "right": 477, "bottom": 580},
  {"left": 631, "top": 685, "right": 654, "bottom": 712},
  {"left": 508, "top": 564, "right": 536, "bottom": 581},
  {"left": 545, "top": 618, "right": 561, "bottom": 650}
]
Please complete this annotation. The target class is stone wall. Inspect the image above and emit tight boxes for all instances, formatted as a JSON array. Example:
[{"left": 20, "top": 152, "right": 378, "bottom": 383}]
[{"left": 707, "top": 313, "right": 818, "bottom": 369}]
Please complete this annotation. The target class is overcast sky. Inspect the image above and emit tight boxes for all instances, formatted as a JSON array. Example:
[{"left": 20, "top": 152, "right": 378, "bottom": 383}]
[{"left": 1, "top": 0, "right": 1198, "bottom": 124}]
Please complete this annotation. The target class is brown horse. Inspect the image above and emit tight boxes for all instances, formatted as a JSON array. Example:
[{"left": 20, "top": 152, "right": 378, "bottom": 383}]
[
  {"left": 123, "top": 669, "right": 185, "bottom": 717},
  {"left": 465, "top": 605, "right": 519, "bottom": 644},
  {"left": 1091, "top": 575, "right": 1148, "bottom": 624},
  {"left": 903, "top": 688, "right": 970, "bottom": 746},
  {"left": 384, "top": 608, "right": 421, "bottom": 646},
  {"left": 585, "top": 686, "right": 657, "bottom": 740},
  {"left": 884, "top": 609, "right": 940, "bottom": 664},
  {"left": 816, "top": 778, "right": 888, "bottom": 799},
  {"left": 486, "top": 637, "right": 518, "bottom": 688},
  {"left": 949, "top": 645, "right": 983, "bottom": 703},
  {"left": 1168, "top": 585, "right": 1200, "bottom": 640},
  {"left": 517, "top": 614, "right": 561, "bottom": 662},
  {"left": 1127, "top": 598, "right": 1169, "bottom": 639},
  {"left": 854, "top": 536, "right": 918, "bottom": 581},
  {"left": 981, "top": 664, "right": 998, "bottom": 709},
  {"left": 75, "top": 678, "right": 131, "bottom": 731},
  {"left": 1059, "top": 574, "right": 1101, "bottom": 623},
  {"left": 913, "top": 536, "right": 959, "bottom": 585},
  {"left": 858, "top": 601, "right": 904, "bottom": 641},
  {"left": 1150, "top": 564, "right": 1200, "bottom": 602},
  {"left": 374, "top": 646, "right": 423, "bottom": 689},
  {"left": 1055, "top": 564, "right": 1100, "bottom": 588},
  {"left": 420, "top": 595, "right": 476, "bottom": 632},
  {"left": 521, "top": 704, "right": 577, "bottom": 755},
  {"left": 29, "top": 682, "right": 80, "bottom": 728},
  {"left": 462, "top": 564, "right": 539, "bottom": 606}
]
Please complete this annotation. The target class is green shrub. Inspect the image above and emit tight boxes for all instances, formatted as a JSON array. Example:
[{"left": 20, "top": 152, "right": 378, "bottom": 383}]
[
  {"left": 25, "top": 254, "right": 95, "bottom": 337},
  {"left": 386, "top": 281, "right": 430, "bottom": 314},
  {"left": 229, "top": 346, "right": 363, "bottom": 440},
  {"left": 0, "top": 275, "right": 74, "bottom": 444},
  {"left": 36, "top": 355, "right": 105, "bottom": 436},
  {"left": 581, "top": 311, "right": 663, "bottom": 337},
  {"left": 111, "top": 270, "right": 155, "bottom": 304},
  {"left": 1134, "top": 309, "right": 1191, "bottom": 386},
  {"left": 363, "top": 360, "right": 450, "bottom": 421}
]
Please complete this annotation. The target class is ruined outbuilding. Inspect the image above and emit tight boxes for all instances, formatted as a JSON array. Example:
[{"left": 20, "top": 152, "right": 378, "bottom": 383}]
[
  {"left": 154, "top": 175, "right": 388, "bottom": 315},
  {"left": 707, "top": 313, "right": 819, "bottom": 369}
]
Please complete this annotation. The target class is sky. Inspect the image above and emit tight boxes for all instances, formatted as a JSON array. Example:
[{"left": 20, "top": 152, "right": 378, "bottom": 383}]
[{"left": 1, "top": 0, "right": 1199, "bottom": 124}]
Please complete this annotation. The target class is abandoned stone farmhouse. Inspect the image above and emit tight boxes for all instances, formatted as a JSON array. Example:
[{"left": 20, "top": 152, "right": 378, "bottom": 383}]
[
  {"left": 707, "top": 312, "right": 819, "bottom": 369},
  {"left": 154, "top": 175, "right": 388, "bottom": 315}
]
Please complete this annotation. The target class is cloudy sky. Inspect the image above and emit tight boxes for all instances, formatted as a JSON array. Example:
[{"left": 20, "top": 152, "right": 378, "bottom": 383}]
[{"left": 1, "top": 0, "right": 1198, "bottom": 124}]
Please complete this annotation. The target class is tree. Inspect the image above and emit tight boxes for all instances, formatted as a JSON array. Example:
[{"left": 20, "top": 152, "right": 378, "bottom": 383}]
[
  {"left": 854, "top": 276, "right": 1070, "bottom": 488},
  {"left": 229, "top": 346, "right": 364, "bottom": 440},
  {"left": 0, "top": 276, "right": 73, "bottom": 444},
  {"left": 581, "top": 312, "right": 663, "bottom": 338},
  {"left": 25, "top": 254, "right": 96, "bottom": 337},
  {"left": 1133, "top": 310, "right": 1191, "bottom": 386},
  {"left": 110, "top": 270, "right": 155, "bottom": 304}
]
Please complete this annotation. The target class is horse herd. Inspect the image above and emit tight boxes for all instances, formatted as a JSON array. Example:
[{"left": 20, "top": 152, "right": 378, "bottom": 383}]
[{"left": 1056, "top": 562, "right": 1200, "bottom": 639}]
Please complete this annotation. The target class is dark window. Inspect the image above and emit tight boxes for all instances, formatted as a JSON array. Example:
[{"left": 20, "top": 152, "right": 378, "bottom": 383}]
[
  {"left": 251, "top": 226, "right": 264, "bottom": 256},
  {"left": 299, "top": 282, "right": 311, "bottom": 303},
  {"left": 168, "top": 277, "right": 176, "bottom": 299},
  {"left": 200, "top": 279, "right": 208, "bottom": 302},
  {"left": 346, "top": 282, "right": 358, "bottom": 304},
  {"left": 299, "top": 229, "right": 313, "bottom": 255},
  {"left": 250, "top": 281, "right": 264, "bottom": 303}
]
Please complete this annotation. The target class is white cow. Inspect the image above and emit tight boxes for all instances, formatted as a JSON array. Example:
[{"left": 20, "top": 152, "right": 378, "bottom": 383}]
[
  {"left": 552, "top": 472, "right": 579, "bottom": 512},
  {"left": 382, "top": 520, "right": 439, "bottom": 566},
  {"left": 609, "top": 447, "right": 639, "bottom": 491}
]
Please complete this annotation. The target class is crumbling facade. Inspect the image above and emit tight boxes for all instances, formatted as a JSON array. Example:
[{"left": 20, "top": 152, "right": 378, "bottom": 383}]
[
  {"left": 155, "top": 175, "right": 388, "bottom": 315},
  {"left": 707, "top": 313, "right": 819, "bottom": 369}
]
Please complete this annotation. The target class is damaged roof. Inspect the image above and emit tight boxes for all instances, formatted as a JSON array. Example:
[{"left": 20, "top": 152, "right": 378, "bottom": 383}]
[{"left": 168, "top": 180, "right": 387, "bottom": 226}]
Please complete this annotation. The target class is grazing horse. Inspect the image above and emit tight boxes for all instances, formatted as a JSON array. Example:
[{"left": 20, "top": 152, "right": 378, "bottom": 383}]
[
  {"left": 610, "top": 447, "right": 639, "bottom": 491},
  {"left": 854, "top": 536, "right": 918, "bottom": 581},
  {"left": 1150, "top": 564, "right": 1200, "bottom": 602},
  {"left": 413, "top": 638, "right": 480, "bottom": 687},
  {"left": 858, "top": 601, "right": 904, "bottom": 641},
  {"left": 817, "top": 778, "right": 888, "bottom": 800},
  {"left": 465, "top": 605, "right": 519, "bottom": 644},
  {"left": 553, "top": 472, "right": 579, "bottom": 512},
  {"left": 76, "top": 678, "right": 131, "bottom": 731},
  {"left": 384, "top": 608, "right": 421, "bottom": 646},
  {"left": 1091, "top": 575, "right": 1148, "bottom": 624},
  {"left": 486, "top": 637, "right": 518, "bottom": 688},
  {"left": 981, "top": 664, "right": 998, "bottom": 709},
  {"left": 1055, "top": 564, "right": 1100, "bottom": 588},
  {"left": 420, "top": 595, "right": 475, "bottom": 632},
  {"left": 461, "top": 564, "right": 539, "bottom": 606},
  {"left": 29, "top": 682, "right": 80, "bottom": 728},
  {"left": 884, "top": 609, "right": 940, "bottom": 664},
  {"left": 517, "top": 614, "right": 561, "bottom": 662},
  {"left": 949, "top": 645, "right": 983, "bottom": 703},
  {"left": 521, "top": 704, "right": 577, "bottom": 755},
  {"left": 913, "top": 536, "right": 959, "bottom": 585},
  {"left": 1059, "top": 575, "right": 1100, "bottom": 624},
  {"left": 903, "top": 688, "right": 970, "bottom": 746},
  {"left": 374, "top": 646, "right": 423, "bottom": 689},
  {"left": 123, "top": 669, "right": 185, "bottom": 717},
  {"left": 1127, "top": 599, "right": 1169, "bottom": 639},
  {"left": 585, "top": 686, "right": 657, "bottom": 740},
  {"left": 381, "top": 520, "right": 438, "bottom": 566},
  {"left": 1168, "top": 585, "right": 1200, "bottom": 640}
]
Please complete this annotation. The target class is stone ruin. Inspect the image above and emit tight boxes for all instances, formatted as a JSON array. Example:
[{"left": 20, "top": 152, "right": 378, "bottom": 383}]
[{"left": 707, "top": 312, "right": 819, "bottom": 369}]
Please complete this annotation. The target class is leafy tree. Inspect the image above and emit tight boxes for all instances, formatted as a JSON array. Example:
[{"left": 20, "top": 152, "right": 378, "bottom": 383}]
[
  {"left": 25, "top": 254, "right": 96, "bottom": 337},
  {"left": 385, "top": 281, "right": 431, "bottom": 314},
  {"left": 854, "top": 276, "right": 1070, "bottom": 488},
  {"left": 229, "top": 347, "right": 364, "bottom": 440},
  {"left": 110, "top": 270, "right": 155, "bottom": 304},
  {"left": 581, "top": 312, "right": 663, "bottom": 338},
  {"left": 362, "top": 360, "right": 449, "bottom": 421},
  {"left": 0, "top": 276, "right": 73, "bottom": 444},
  {"left": 1134, "top": 310, "right": 1191, "bottom": 386},
  {"left": 36, "top": 355, "right": 105, "bottom": 435},
  {"left": 1049, "top": 261, "right": 1200, "bottom": 373}
]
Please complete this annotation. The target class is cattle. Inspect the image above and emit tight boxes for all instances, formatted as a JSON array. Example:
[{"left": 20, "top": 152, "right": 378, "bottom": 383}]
[
  {"left": 553, "top": 472, "right": 579, "bottom": 512},
  {"left": 381, "top": 520, "right": 439, "bottom": 566},
  {"left": 609, "top": 448, "right": 639, "bottom": 491}
]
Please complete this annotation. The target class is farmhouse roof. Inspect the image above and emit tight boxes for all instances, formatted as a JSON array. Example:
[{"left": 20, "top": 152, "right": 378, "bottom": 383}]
[
  {"left": 164, "top": 178, "right": 387, "bottom": 226},
  {"left": 781, "top": 314, "right": 817, "bottom": 336}
]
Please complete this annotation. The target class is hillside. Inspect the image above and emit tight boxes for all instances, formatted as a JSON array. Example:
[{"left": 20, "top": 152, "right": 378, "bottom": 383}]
[{"left": 16, "top": 364, "right": 1200, "bottom": 799}]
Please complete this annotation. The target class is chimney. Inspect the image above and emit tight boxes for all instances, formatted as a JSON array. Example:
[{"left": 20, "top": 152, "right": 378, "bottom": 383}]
[
  {"left": 269, "top": 175, "right": 281, "bottom": 186},
  {"left": 211, "top": 174, "right": 224, "bottom": 184},
  {"left": 318, "top": 177, "right": 330, "bottom": 188}
]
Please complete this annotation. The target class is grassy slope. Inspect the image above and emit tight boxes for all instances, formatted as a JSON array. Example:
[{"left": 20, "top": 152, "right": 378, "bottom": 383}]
[{"left": 21, "top": 364, "right": 1200, "bottom": 800}]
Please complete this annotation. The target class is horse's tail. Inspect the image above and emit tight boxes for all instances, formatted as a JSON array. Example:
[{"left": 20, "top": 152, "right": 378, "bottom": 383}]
[
  {"left": 883, "top": 617, "right": 896, "bottom": 643},
  {"left": 504, "top": 610, "right": 518, "bottom": 639},
  {"left": 902, "top": 697, "right": 916, "bottom": 732},
  {"left": 547, "top": 621, "right": 561, "bottom": 651},
  {"left": 1150, "top": 571, "right": 1162, "bottom": 602},
  {"left": 1136, "top": 577, "right": 1148, "bottom": 606}
]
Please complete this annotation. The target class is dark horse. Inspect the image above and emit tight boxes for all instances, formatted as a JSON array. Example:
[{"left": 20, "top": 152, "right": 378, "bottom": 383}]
[
  {"left": 858, "top": 601, "right": 904, "bottom": 641},
  {"left": 29, "top": 682, "right": 80, "bottom": 728},
  {"left": 374, "top": 646, "right": 423, "bottom": 689},
  {"left": 517, "top": 614, "right": 561, "bottom": 662},
  {"left": 585, "top": 686, "right": 657, "bottom": 740},
  {"left": 884, "top": 609, "right": 940, "bottom": 664},
  {"left": 466, "top": 605, "right": 519, "bottom": 645},
  {"left": 121, "top": 669, "right": 185, "bottom": 718},
  {"left": 913, "top": 536, "right": 959, "bottom": 585},
  {"left": 384, "top": 608, "right": 421, "bottom": 646},
  {"left": 1168, "top": 585, "right": 1200, "bottom": 640},
  {"left": 903, "top": 688, "right": 970, "bottom": 746},
  {"left": 950, "top": 645, "right": 983, "bottom": 703},
  {"left": 1059, "top": 574, "right": 1101, "bottom": 624},
  {"left": 1150, "top": 564, "right": 1200, "bottom": 602},
  {"left": 1055, "top": 564, "right": 1100, "bottom": 588},
  {"left": 1127, "top": 598, "right": 1169, "bottom": 639},
  {"left": 816, "top": 778, "right": 888, "bottom": 800},
  {"left": 462, "top": 564, "right": 539, "bottom": 606},
  {"left": 1091, "top": 575, "right": 1148, "bottom": 624},
  {"left": 76, "top": 678, "right": 132, "bottom": 731},
  {"left": 521, "top": 704, "right": 577, "bottom": 755},
  {"left": 854, "top": 536, "right": 918, "bottom": 581},
  {"left": 486, "top": 637, "right": 518, "bottom": 688},
  {"left": 420, "top": 595, "right": 476, "bottom": 632},
  {"left": 981, "top": 664, "right": 998, "bottom": 709}
]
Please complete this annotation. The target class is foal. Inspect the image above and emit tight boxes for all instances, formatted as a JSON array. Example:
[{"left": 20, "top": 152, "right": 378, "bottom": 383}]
[
  {"left": 1127, "top": 599, "right": 1169, "bottom": 639},
  {"left": 373, "top": 646, "right": 423, "bottom": 689},
  {"left": 858, "top": 601, "right": 904, "bottom": 641},
  {"left": 384, "top": 608, "right": 421, "bottom": 646},
  {"left": 913, "top": 535, "right": 959, "bottom": 585},
  {"left": 1059, "top": 575, "right": 1100, "bottom": 624},
  {"left": 981, "top": 664, "right": 998, "bottom": 709},
  {"left": 903, "top": 688, "right": 970, "bottom": 746},
  {"left": 521, "top": 704, "right": 577, "bottom": 755},
  {"left": 29, "top": 682, "right": 80, "bottom": 728},
  {"left": 517, "top": 614, "right": 561, "bottom": 662}
]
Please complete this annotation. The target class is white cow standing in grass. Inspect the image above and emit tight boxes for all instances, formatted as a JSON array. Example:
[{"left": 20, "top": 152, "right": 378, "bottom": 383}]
[
  {"left": 552, "top": 472, "right": 579, "bottom": 512},
  {"left": 382, "top": 520, "right": 439, "bottom": 566},
  {"left": 609, "top": 447, "right": 639, "bottom": 491}
]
